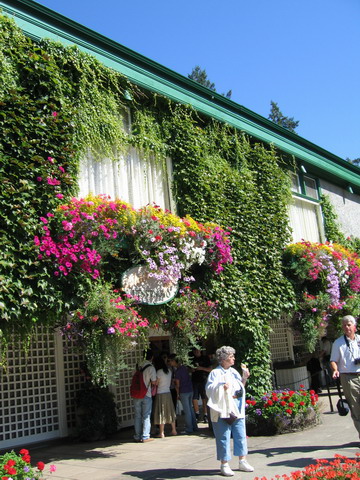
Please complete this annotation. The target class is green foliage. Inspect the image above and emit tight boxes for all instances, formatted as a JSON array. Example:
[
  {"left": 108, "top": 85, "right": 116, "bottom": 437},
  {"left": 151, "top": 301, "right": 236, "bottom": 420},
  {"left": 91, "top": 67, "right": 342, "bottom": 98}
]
[
  {"left": 188, "top": 65, "right": 232, "bottom": 98},
  {"left": 0, "top": 448, "right": 55, "bottom": 478},
  {"left": 268, "top": 101, "right": 299, "bottom": 133},
  {"left": 188, "top": 65, "right": 216, "bottom": 91},
  {"left": 76, "top": 382, "right": 118, "bottom": 440},
  {"left": 283, "top": 241, "right": 360, "bottom": 350},
  {"left": 61, "top": 281, "right": 149, "bottom": 386},
  {"left": 245, "top": 387, "right": 320, "bottom": 436},
  {"left": 161, "top": 287, "right": 220, "bottom": 363},
  {"left": 321, "top": 194, "right": 360, "bottom": 256},
  {"left": 1, "top": 13, "right": 298, "bottom": 396}
]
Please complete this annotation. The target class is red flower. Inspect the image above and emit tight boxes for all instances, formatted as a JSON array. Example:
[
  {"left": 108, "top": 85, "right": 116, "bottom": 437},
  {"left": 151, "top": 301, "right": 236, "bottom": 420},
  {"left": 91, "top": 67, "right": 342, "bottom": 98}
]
[
  {"left": 4, "top": 467, "right": 16, "bottom": 476},
  {"left": 280, "top": 401, "right": 286, "bottom": 406},
  {"left": 6, "top": 460, "right": 16, "bottom": 467},
  {"left": 19, "top": 449, "right": 29, "bottom": 455},
  {"left": 37, "top": 461, "right": 45, "bottom": 471},
  {"left": 286, "top": 409, "right": 293, "bottom": 414},
  {"left": 22, "top": 454, "right": 31, "bottom": 463}
]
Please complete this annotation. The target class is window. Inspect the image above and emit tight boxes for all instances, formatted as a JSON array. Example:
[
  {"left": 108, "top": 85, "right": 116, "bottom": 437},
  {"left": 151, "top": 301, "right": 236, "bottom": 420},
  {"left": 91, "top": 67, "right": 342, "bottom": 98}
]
[
  {"left": 288, "top": 171, "right": 323, "bottom": 243},
  {"left": 303, "top": 175, "right": 318, "bottom": 200},
  {"left": 78, "top": 149, "right": 174, "bottom": 211},
  {"left": 290, "top": 171, "right": 319, "bottom": 200},
  {"left": 288, "top": 197, "right": 323, "bottom": 243},
  {"left": 77, "top": 109, "right": 175, "bottom": 211}
]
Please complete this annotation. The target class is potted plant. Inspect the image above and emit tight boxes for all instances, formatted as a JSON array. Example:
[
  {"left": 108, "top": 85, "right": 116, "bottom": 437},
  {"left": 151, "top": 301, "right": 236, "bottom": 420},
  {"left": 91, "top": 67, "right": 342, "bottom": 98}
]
[{"left": 246, "top": 386, "right": 320, "bottom": 436}]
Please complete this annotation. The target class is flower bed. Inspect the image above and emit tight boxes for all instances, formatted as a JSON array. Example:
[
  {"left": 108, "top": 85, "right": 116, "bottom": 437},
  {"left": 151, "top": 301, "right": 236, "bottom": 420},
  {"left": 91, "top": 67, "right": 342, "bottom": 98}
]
[
  {"left": 253, "top": 454, "right": 360, "bottom": 480},
  {"left": 0, "top": 449, "right": 55, "bottom": 479},
  {"left": 246, "top": 387, "right": 319, "bottom": 436}
]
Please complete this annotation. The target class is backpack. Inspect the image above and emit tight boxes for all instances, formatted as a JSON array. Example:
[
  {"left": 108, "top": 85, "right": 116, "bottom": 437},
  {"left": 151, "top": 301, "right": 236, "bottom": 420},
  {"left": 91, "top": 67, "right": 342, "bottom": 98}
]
[{"left": 130, "top": 364, "right": 151, "bottom": 399}]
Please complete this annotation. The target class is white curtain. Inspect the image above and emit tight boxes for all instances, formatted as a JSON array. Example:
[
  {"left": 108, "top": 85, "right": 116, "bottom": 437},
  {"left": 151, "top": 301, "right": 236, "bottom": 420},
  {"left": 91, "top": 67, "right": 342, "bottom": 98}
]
[
  {"left": 288, "top": 197, "right": 322, "bottom": 243},
  {"left": 78, "top": 148, "right": 174, "bottom": 211}
]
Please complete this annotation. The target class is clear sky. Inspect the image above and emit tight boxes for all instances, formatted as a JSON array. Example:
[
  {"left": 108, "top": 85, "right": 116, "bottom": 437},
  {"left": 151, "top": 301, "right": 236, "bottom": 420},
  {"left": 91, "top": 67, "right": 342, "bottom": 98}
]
[{"left": 33, "top": 0, "right": 360, "bottom": 161}]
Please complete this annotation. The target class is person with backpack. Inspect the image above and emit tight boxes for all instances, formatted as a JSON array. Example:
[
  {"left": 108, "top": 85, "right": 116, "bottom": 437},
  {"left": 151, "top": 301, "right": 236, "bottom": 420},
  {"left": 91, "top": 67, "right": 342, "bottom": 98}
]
[{"left": 131, "top": 350, "right": 157, "bottom": 443}]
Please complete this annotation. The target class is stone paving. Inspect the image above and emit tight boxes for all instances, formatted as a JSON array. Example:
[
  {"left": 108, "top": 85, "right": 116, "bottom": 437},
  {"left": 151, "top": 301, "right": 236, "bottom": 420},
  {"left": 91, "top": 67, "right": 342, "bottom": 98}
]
[{"left": 27, "top": 398, "right": 359, "bottom": 480}]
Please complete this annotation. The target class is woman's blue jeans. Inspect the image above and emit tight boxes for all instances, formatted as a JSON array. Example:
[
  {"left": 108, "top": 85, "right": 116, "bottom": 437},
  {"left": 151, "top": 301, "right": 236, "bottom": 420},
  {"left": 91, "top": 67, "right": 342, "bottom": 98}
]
[
  {"left": 212, "top": 416, "right": 247, "bottom": 461},
  {"left": 180, "top": 391, "right": 198, "bottom": 433}
]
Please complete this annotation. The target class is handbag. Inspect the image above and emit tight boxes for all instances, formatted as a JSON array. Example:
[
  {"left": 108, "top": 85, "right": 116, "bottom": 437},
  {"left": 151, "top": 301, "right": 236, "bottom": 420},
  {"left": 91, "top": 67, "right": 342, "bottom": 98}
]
[
  {"left": 336, "top": 378, "right": 349, "bottom": 416},
  {"left": 151, "top": 384, "right": 158, "bottom": 396},
  {"left": 223, "top": 413, "right": 238, "bottom": 425},
  {"left": 337, "top": 398, "right": 349, "bottom": 416}
]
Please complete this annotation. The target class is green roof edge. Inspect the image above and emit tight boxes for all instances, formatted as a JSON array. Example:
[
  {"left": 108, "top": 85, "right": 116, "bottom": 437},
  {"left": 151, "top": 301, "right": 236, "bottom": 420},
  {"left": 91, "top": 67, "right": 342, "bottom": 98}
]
[{"left": 2, "top": 0, "right": 360, "bottom": 190}]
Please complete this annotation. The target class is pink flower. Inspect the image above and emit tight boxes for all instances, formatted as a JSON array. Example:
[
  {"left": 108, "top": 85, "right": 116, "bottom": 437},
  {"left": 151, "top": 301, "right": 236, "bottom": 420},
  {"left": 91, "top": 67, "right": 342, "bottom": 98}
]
[
  {"left": 50, "top": 465, "right": 57, "bottom": 473},
  {"left": 47, "top": 156, "right": 54, "bottom": 163},
  {"left": 56, "top": 193, "right": 64, "bottom": 199},
  {"left": 52, "top": 111, "right": 58, "bottom": 117},
  {"left": 47, "top": 177, "right": 61, "bottom": 186},
  {"left": 37, "top": 176, "right": 43, "bottom": 182}
]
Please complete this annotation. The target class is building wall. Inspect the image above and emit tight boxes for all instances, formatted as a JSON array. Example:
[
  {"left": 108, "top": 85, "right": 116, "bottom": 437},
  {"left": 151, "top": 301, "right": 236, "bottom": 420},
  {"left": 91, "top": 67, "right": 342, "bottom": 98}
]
[{"left": 320, "top": 180, "right": 360, "bottom": 238}]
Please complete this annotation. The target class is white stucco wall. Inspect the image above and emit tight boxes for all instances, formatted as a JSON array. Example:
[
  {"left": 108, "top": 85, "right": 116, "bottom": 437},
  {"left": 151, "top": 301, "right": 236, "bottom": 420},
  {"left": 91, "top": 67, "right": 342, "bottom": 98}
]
[{"left": 320, "top": 180, "right": 360, "bottom": 238}]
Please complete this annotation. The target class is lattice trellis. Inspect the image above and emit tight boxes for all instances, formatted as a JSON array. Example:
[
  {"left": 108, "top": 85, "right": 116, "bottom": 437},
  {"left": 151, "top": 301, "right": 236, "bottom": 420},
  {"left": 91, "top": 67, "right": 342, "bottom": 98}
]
[
  {"left": 110, "top": 344, "right": 143, "bottom": 428},
  {"left": 0, "top": 327, "right": 60, "bottom": 447},
  {"left": 269, "top": 315, "right": 294, "bottom": 363}
]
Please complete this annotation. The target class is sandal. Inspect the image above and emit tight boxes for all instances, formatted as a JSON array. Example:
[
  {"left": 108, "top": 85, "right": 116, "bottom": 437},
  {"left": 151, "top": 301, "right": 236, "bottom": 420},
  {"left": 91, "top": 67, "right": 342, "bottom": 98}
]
[{"left": 155, "top": 433, "right": 165, "bottom": 438}]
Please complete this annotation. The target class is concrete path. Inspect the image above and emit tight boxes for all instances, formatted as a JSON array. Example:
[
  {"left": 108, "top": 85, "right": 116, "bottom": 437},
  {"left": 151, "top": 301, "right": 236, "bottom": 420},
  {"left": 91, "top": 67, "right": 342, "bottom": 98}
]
[{"left": 29, "top": 399, "right": 359, "bottom": 480}]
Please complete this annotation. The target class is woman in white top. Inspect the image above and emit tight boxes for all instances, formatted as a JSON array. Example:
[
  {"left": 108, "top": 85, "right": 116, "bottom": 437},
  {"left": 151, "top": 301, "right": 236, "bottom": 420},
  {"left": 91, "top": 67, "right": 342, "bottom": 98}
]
[
  {"left": 206, "top": 346, "right": 253, "bottom": 477},
  {"left": 153, "top": 356, "right": 177, "bottom": 437}
]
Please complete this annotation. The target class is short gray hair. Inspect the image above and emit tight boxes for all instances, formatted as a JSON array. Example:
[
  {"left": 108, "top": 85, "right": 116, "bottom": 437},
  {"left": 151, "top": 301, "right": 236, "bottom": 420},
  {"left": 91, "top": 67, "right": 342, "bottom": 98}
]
[
  {"left": 216, "top": 346, "right": 235, "bottom": 363},
  {"left": 342, "top": 315, "right": 357, "bottom": 326}
]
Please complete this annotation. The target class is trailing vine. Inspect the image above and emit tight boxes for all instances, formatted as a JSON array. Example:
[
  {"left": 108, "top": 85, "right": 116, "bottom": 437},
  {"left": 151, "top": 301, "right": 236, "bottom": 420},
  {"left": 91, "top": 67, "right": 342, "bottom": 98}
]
[
  {"left": 320, "top": 194, "right": 360, "bottom": 255},
  {"left": 1, "top": 13, "right": 298, "bottom": 395}
]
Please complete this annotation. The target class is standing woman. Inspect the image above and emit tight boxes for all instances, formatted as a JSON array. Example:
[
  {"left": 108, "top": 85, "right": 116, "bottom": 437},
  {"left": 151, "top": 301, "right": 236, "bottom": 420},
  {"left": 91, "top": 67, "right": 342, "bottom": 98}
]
[
  {"left": 153, "top": 356, "right": 177, "bottom": 437},
  {"left": 206, "top": 346, "right": 253, "bottom": 477}
]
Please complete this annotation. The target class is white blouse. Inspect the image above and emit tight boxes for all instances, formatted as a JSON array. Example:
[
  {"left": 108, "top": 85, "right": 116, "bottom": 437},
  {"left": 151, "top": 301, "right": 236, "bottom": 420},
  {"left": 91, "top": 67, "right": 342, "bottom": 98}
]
[{"left": 206, "top": 365, "right": 245, "bottom": 422}]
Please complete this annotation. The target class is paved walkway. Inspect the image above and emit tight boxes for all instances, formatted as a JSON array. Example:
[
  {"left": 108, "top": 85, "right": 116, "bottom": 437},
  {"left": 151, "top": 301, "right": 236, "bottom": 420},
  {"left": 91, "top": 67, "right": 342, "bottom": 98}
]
[{"left": 30, "top": 399, "right": 359, "bottom": 480}]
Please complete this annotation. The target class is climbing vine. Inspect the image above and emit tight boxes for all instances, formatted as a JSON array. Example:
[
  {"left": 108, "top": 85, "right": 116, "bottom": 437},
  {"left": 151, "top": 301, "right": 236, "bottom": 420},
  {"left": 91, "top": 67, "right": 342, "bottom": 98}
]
[
  {"left": 321, "top": 194, "right": 360, "bottom": 255},
  {"left": 0, "top": 13, "right": 298, "bottom": 394}
]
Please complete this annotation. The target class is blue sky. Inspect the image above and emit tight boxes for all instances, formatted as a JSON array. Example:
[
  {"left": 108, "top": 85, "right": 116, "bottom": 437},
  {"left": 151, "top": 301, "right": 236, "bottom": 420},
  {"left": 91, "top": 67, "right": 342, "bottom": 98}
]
[{"left": 34, "top": 0, "right": 360, "bottom": 160}]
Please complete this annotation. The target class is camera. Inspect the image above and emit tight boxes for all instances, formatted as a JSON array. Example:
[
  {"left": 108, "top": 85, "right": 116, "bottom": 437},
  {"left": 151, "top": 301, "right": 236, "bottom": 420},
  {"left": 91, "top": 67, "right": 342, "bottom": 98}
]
[
  {"left": 233, "top": 390, "right": 243, "bottom": 398},
  {"left": 354, "top": 358, "right": 360, "bottom": 365}
]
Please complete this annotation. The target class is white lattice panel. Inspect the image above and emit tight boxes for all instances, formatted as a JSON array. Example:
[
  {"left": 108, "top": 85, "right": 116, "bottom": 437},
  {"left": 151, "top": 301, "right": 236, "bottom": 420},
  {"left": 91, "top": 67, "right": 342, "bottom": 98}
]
[
  {"left": 61, "top": 337, "right": 86, "bottom": 431},
  {"left": 0, "top": 327, "right": 60, "bottom": 448},
  {"left": 111, "top": 344, "right": 144, "bottom": 428},
  {"left": 269, "top": 315, "right": 294, "bottom": 362}
]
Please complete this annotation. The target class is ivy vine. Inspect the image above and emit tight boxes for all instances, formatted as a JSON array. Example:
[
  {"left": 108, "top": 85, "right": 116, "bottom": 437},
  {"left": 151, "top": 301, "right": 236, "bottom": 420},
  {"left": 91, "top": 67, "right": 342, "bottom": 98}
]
[{"left": 0, "top": 13, "right": 300, "bottom": 395}]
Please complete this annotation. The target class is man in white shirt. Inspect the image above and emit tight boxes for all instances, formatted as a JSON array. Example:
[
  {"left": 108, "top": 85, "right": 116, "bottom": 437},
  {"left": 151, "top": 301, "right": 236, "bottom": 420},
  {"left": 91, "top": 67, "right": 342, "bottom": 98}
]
[{"left": 330, "top": 315, "right": 360, "bottom": 438}]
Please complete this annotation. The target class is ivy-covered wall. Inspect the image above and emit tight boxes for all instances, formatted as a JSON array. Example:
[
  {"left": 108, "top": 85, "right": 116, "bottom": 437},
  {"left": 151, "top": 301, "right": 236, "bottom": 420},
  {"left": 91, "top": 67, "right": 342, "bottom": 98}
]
[{"left": 0, "top": 13, "right": 296, "bottom": 395}]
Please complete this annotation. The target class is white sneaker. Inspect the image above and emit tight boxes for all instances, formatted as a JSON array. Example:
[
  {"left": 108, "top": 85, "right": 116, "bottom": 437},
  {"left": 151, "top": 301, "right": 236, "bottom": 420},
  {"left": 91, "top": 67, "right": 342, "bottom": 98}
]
[
  {"left": 220, "top": 463, "right": 234, "bottom": 477},
  {"left": 238, "top": 459, "right": 254, "bottom": 472}
]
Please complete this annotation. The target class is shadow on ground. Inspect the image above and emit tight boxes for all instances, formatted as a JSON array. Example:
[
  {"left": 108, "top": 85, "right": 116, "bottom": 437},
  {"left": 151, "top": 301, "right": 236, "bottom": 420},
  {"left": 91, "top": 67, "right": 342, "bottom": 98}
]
[{"left": 123, "top": 469, "right": 220, "bottom": 479}]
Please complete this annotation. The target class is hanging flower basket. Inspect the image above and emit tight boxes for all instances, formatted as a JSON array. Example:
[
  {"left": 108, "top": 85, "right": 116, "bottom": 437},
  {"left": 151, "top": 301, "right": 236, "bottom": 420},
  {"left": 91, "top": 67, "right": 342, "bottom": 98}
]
[{"left": 282, "top": 241, "right": 360, "bottom": 350}]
